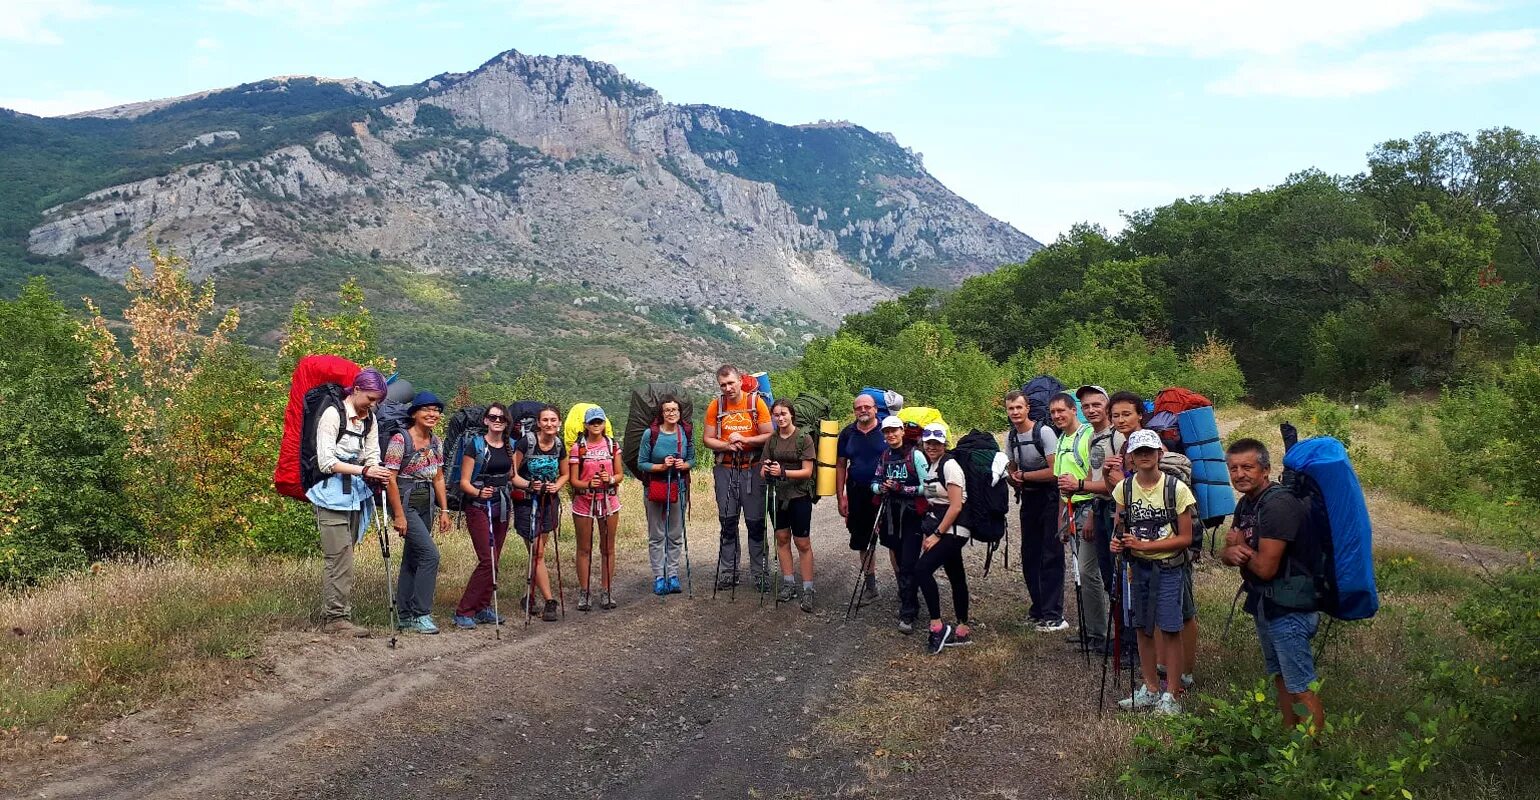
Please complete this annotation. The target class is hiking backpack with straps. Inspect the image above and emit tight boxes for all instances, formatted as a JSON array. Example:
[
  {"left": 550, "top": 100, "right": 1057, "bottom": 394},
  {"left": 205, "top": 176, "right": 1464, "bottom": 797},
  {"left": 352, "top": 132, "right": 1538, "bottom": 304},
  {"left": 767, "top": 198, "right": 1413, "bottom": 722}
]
[
  {"left": 1269, "top": 429, "right": 1379, "bottom": 621},
  {"left": 275, "top": 354, "right": 361, "bottom": 501},
  {"left": 1119, "top": 467, "right": 1199, "bottom": 565},
  {"left": 1022, "top": 375, "right": 1065, "bottom": 434},
  {"left": 858, "top": 387, "right": 904, "bottom": 421},
  {"left": 623, "top": 382, "right": 695, "bottom": 481},
  {"left": 789, "top": 393, "right": 832, "bottom": 504},
  {"left": 297, "top": 382, "right": 374, "bottom": 497},
  {"left": 947, "top": 430, "right": 1008, "bottom": 544},
  {"left": 443, "top": 404, "right": 488, "bottom": 512}
]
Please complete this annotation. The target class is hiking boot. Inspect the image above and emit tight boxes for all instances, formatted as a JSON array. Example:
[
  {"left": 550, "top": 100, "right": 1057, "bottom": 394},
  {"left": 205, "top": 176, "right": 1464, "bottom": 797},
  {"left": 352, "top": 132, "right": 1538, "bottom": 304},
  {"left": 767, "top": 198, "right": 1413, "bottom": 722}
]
[
  {"left": 541, "top": 599, "right": 559, "bottom": 622},
  {"left": 410, "top": 615, "right": 440, "bottom": 635},
  {"left": 475, "top": 608, "right": 504, "bottom": 625},
  {"left": 600, "top": 591, "right": 616, "bottom": 610},
  {"left": 946, "top": 628, "right": 973, "bottom": 647},
  {"left": 715, "top": 573, "right": 739, "bottom": 591},
  {"left": 322, "top": 619, "right": 370, "bottom": 637},
  {"left": 1117, "top": 685, "right": 1161, "bottom": 711},
  {"left": 799, "top": 587, "right": 816, "bottom": 613},
  {"left": 777, "top": 582, "right": 799, "bottom": 603},
  {"left": 897, "top": 618, "right": 915, "bottom": 635},
  {"left": 1153, "top": 692, "right": 1184, "bottom": 717},
  {"left": 452, "top": 615, "right": 477, "bottom": 630},
  {"left": 577, "top": 590, "right": 592, "bottom": 612},
  {"left": 858, "top": 582, "right": 879, "bottom": 606},
  {"left": 653, "top": 577, "right": 667, "bottom": 596},
  {"left": 1180, "top": 674, "right": 1195, "bottom": 691},
  {"left": 928, "top": 623, "right": 954, "bottom": 654},
  {"left": 753, "top": 573, "right": 775, "bottom": 593},
  {"left": 1035, "top": 618, "right": 1070, "bottom": 633},
  {"left": 667, "top": 575, "right": 683, "bottom": 594}
]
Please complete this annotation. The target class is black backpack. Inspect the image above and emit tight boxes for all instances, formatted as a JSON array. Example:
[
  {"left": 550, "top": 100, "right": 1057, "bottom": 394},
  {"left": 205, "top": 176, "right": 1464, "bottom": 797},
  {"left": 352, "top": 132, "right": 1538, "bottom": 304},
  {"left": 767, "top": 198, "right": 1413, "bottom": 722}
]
[
  {"left": 946, "top": 430, "right": 1008, "bottom": 544},
  {"left": 443, "top": 405, "right": 489, "bottom": 511},
  {"left": 298, "top": 383, "right": 373, "bottom": 495},
  {"left": 375, "top": 398, "right": 411, "bottom": 459}
]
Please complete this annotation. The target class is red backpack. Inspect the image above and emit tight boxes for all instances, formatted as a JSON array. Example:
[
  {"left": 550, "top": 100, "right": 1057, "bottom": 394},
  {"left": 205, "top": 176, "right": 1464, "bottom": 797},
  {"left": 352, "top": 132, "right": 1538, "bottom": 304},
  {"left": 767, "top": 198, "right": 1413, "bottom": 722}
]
[
  {"left": 274, "top": 355, "right": 361, "bottom": 501},
  {"left": 1154, "top": 387, "right": 1212, "bottom": 417}
]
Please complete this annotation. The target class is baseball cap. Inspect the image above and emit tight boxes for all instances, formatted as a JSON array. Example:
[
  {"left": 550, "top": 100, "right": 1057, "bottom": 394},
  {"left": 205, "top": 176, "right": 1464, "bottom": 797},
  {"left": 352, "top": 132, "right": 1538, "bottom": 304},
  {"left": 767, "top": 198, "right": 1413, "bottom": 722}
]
[
  {"left": 1075, "top": 384, "right": 1109, "bottom": 400},
  {"left": 880, "top": 415, "right": 904, "bottom": 430},
  {"left": 1128, "top": 429, "right": 1163, "bottom": 452},
  {"left": 583, "top": 406, "right": 607, "bottom": 424},
  {"left": 920, "top": 423, "right": 949, "bottom": 444}
]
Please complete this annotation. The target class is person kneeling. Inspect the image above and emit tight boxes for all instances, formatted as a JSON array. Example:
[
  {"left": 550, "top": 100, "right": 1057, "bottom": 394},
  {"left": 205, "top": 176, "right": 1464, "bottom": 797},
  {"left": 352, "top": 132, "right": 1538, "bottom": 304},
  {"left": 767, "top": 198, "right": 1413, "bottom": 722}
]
[
  {"left": 1111, "top": 429, "right": 1195, "bottom": 716},
  {"left": 917, "top": 423, "right": 972, "bottom": 654}
]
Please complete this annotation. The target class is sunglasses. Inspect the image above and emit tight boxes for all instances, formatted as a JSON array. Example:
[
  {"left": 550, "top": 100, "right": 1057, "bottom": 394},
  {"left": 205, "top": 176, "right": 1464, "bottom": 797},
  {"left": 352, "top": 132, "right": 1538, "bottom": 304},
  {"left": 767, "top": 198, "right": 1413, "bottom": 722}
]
[{"left": 485, "top": 415, "right": 507, "bottom": 422}]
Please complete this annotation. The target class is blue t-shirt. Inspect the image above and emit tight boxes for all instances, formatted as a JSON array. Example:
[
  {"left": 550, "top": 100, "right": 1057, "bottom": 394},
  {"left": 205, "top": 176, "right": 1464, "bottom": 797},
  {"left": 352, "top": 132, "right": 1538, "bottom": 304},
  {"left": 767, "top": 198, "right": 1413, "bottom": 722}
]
[{"left": 837, "top": 421, "right": 888, "bottom": 493}]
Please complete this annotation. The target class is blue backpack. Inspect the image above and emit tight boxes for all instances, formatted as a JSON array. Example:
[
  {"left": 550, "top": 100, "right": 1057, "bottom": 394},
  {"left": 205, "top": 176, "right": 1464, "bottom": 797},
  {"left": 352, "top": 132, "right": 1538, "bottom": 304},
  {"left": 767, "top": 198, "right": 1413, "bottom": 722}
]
[
  {"left": 858, "top": 387, "right": 903, "bottom": 421},
  {"left": 1278, "top": 430, "right": 1379, "bottom": 621}
]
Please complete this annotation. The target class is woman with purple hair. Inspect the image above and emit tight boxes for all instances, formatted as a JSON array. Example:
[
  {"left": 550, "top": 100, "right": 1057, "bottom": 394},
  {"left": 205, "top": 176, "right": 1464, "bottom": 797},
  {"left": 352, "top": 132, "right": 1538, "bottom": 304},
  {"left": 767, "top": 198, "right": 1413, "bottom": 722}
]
[{"left": 307, "top": 367, "right": 393, "bottom": 636}]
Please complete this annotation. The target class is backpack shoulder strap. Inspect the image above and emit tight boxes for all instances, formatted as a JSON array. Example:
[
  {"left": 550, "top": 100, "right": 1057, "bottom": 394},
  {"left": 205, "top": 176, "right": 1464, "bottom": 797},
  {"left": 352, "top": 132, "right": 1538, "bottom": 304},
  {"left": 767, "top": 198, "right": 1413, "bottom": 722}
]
[
  {"left": 1164, "top": 473, "right": 1178, "bottom": 521},
  {"left": 1032, "top": 424, "right": 1047, "bottom": 458}
]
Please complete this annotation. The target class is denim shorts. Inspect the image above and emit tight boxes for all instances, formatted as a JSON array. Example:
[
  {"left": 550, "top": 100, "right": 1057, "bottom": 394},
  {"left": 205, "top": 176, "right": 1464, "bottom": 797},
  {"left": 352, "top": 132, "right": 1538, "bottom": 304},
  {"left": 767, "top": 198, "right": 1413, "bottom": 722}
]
[
  {"left": 1255, "top": 610, "right": 1319, "bottom": 694},
  {"left": 1131, "top": 559, "right": 1187, "bottom": 634}
]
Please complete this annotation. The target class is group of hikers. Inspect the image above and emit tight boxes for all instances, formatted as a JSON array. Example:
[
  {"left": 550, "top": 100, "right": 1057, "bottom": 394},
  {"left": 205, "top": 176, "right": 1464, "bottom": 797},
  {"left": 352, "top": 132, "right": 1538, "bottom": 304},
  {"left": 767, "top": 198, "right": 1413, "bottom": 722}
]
[{"left": 296, "top": 364, "right": 1330, "bottom": 728}]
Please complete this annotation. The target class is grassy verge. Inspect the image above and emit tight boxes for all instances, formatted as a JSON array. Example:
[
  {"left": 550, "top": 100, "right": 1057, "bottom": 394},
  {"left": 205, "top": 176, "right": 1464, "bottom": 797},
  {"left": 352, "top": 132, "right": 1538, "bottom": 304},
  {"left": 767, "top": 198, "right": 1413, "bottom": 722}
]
[{"left": 0, "top": 473, "right": 716, "bottom": 744}]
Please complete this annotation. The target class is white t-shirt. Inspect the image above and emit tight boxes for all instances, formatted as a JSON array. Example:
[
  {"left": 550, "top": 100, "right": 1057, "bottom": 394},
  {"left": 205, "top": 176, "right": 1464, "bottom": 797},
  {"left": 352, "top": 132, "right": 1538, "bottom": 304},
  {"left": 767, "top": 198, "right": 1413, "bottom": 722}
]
[{"left": 924, "top": 457, "right": 970, "bottom": 538}]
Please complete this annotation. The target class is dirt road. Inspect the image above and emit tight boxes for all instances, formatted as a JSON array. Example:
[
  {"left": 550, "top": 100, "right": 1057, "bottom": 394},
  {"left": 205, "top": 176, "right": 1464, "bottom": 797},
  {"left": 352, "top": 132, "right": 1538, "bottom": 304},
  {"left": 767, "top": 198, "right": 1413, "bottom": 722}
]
[{"left": 22, "top": 501, "right": 1099, "bottom": 800}]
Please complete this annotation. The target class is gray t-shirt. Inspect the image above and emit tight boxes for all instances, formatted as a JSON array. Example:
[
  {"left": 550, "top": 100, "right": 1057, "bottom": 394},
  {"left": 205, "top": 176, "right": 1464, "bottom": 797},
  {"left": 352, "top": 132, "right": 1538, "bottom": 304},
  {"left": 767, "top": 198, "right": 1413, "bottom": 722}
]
[
  {"left": 1088, "top": 426, "right": 1126, "bottom": 494},
  {"left": 1007, "top": 423, "right": 1057, "bottom": 475}
]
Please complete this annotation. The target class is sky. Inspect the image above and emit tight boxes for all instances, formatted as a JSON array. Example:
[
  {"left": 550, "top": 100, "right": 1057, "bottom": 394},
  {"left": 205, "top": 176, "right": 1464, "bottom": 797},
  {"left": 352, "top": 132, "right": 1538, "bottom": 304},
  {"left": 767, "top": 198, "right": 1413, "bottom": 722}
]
[{"left": 3, "top": 0, "right": 1539, "bottom": 242}]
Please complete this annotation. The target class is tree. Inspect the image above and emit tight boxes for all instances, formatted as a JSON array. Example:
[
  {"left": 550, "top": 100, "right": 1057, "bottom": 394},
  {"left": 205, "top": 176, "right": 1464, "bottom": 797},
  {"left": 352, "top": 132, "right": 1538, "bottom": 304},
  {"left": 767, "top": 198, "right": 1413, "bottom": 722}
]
[{"left": 0, "top": 278, "right": 135, "bottom": 584}]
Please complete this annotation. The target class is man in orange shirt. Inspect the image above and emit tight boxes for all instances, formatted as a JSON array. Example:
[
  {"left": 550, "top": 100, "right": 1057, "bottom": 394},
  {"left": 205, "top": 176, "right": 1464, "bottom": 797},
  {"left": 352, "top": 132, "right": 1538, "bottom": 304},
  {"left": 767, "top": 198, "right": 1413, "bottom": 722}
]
[{"left": 704, "top": 364, "right": 773, "bottom": 592}]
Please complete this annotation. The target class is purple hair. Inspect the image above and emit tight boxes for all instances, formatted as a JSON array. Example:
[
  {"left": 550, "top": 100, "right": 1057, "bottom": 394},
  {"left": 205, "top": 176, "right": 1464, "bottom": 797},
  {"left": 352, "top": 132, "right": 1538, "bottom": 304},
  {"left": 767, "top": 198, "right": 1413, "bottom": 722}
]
[{"left": 348, "top": 367, "right": 388, "bottom": 397}]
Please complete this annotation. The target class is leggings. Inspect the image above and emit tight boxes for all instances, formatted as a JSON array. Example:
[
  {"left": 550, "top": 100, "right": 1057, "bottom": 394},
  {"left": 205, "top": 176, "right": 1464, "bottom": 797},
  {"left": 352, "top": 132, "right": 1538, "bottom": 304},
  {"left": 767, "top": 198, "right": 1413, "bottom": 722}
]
[{"left": 916, "top": 534, "right": 970, "bottom": 623}]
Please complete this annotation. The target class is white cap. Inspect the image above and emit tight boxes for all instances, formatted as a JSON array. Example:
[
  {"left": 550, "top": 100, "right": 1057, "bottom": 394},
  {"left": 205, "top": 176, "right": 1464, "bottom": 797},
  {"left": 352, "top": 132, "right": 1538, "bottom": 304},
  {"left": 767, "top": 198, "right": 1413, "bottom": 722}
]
[
  {"left": 1127, "top": 429, "right": 1163, "bottom": 452},
  {"left": 880, "top": 415, "right": 904, "bottom": 430},
  {"left": 920, "top": 422, "right": 949, "bottom": 444}
]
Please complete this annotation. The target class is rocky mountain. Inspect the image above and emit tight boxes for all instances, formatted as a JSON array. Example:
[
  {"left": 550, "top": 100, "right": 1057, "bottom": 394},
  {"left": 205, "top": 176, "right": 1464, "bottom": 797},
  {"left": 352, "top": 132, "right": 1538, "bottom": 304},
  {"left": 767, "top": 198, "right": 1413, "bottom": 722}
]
[{"left": 13, "top": 50, "right": 1037, "bottom": 327}]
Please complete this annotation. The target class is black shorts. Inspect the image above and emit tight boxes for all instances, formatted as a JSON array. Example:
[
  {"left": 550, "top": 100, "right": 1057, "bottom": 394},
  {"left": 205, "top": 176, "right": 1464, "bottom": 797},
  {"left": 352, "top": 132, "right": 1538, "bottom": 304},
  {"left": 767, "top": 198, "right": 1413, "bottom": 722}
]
[
  {"left": 847, "top": 484, "right": 878, "bottom": 550},
  {"left": 769, "top": 495, "right": 814, "bottom": 538}
]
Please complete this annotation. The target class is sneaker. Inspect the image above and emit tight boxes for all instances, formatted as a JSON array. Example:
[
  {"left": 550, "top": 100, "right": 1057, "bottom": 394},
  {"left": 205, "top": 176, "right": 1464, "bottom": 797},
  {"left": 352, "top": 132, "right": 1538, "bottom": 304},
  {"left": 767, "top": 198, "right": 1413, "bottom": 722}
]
[
  {"left": 777, "top": 582, "right": 799, "bottom": 603},
  {"left": 410, "top": 615, "right": 440, "bottom": 635},
  {"left": 928, "top": 623, "right": 954, "bottom": 654},
  {"left": 754, "top": 573, "right": 774, "bottom": 593},
  {"left": 1117, "top": 685, "right": 1161, "bottom": 711},
  {"left": 600, "top": 591, "right": 616, "bottom": 610},
  {"left": 1181, "top": 673, "right": 1195, "bottom": 691},
  {"left": 653, "top": 578, "right": 667, "bottom": 596},
  {"left": 577, "top": 590, "right": 592, "bottom": 611},
  {"left": 1035, "top": 618, "right": 1070, "bottom": 633},
  {"left": 452, "top": 615, "right": 477, "bottom": 630},
  {"left": 897, "top": 618, "right": 915, "bottom": 635},
  {"left": 542, "top": 599, "right": 559, "bottom": 622},
  {"left": 667, "top": 575, "right": 682, "bottom": 594},
  {"left": 714, "top": 574, "right": 738, "bottom": 591},
  {"left": 859, "top": 583, "right": 879, "bottom": 606},
  {"left": 1153, "top": 692, "right": 1184, "bottom": 716},
  {"left": 474, "top": 608, "right": 504, "bottom": 625},
  {"left": 946, "top": 628, "right": 973, "bottom": 647},
  {"left": 799, "top": 587, "right": 816, "bottom": 613}
]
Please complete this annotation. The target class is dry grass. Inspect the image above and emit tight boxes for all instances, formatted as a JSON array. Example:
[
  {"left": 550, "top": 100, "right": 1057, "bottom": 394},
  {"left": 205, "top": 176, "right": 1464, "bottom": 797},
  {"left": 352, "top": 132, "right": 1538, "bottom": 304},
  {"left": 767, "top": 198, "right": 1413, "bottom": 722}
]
[{"left": 0, "top": 473, "right": 717, "bottom": 741}]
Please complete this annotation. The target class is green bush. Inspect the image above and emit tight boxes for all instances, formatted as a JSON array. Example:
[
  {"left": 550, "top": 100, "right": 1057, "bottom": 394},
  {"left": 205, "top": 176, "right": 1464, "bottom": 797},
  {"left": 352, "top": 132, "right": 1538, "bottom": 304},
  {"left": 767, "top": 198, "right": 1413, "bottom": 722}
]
[
  {"left": 1005, "top": 326, "right": 1246, "bottom": 405},
  {"left": 1118, "top": 680, "right": 1465, "bottom": 800},
  {"left": 0, "top": 278, "right": 137, "bottom": 584},
  {"left": 1451, "top": 562, "right": 1540, "bottom": 749},
  {"left": 1290, "top": 393, "right": 1354, "bottom": 447}
]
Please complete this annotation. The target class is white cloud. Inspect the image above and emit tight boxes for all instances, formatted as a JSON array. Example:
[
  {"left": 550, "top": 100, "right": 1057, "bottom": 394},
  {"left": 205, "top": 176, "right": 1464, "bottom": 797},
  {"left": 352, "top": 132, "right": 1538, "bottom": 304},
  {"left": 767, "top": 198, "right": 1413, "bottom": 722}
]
[
  {"left": 212, "top": 0, "right": 384, "bottom": 27},
  {"left": 1211, "top": 29, "right": 1540, "bottom": 97},
  {"left": 511, "top": 0, "right": 1482, "bottom": 89},
  {"left": 0, "top": 89, "right": 132, "bottom": 117},
  {"left": 0, "top": 0, "right": 113, "bottom": 45}
]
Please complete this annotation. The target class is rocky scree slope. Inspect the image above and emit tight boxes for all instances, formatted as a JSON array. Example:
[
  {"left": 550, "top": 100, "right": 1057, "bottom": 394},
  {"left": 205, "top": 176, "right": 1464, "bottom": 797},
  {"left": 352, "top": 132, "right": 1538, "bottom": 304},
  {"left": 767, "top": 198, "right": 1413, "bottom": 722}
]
[{"left": 18, "top": 50, "right": 1039, "bottom": 326}]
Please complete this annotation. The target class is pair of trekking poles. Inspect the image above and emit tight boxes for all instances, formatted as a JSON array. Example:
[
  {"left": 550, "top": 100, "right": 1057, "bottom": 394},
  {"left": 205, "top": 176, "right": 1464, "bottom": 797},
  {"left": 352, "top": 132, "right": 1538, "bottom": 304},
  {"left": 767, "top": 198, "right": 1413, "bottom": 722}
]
[
  {"left": 658, "top": 468, "right": 694, "bottom": 598},
  {"left": 519, "top": 485, "right": 564, "bottom": 628}
]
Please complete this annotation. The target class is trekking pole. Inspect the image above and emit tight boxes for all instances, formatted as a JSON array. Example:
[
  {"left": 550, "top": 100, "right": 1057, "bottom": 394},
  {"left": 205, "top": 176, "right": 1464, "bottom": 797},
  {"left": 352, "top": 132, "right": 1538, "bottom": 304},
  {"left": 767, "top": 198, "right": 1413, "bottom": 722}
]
[
  {"left": 549, "top": 491, "right": 565, "bottom": 617},
  {"left": 1066, "top": 499, "right": 1090, "bottom": 667},
  {"left": 1124, "top": 552, "right": 1136, "bottom": 707},
  {"left": 661, "top": 468, "right": 673, "bottom": 602},
  {"left": 374, "top": 490, "right": 399, "bottom": 649},
  {"left": 845, "top": 502, "right": 885, "bottom": 619},
  {"left": 489, "top": 496, "right": 501, "bottom": 641},
  {"left": 524, "top": 492, "right": 538, "bottom": 627},
  {"left": 680, "top": 471, "right": 694, "bottom": 598},
  {"left": 762, "top": 479, "right": 777, "bottom": 608},
  {"left": 1099, "top": 552, "right": 1121, "bottom": 716}
]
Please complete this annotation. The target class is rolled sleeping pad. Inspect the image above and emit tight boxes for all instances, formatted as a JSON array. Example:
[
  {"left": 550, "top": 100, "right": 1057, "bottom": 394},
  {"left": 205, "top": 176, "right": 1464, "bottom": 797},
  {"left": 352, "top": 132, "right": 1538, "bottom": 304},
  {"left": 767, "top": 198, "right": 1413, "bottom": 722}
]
[
  {"left": 816, "top": 419, "right": 839, "bottom": 496},
  {"left": 1176, "top": 405, "right": 1235, "bottom": 520}
]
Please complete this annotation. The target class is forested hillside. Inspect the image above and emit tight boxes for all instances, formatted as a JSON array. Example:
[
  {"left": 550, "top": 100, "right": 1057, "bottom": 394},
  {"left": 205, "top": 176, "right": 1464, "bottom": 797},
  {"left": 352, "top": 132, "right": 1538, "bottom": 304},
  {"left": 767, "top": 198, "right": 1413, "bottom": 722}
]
[{"left": 776, "top": 127, "right": 1540, "bottom": 413}]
